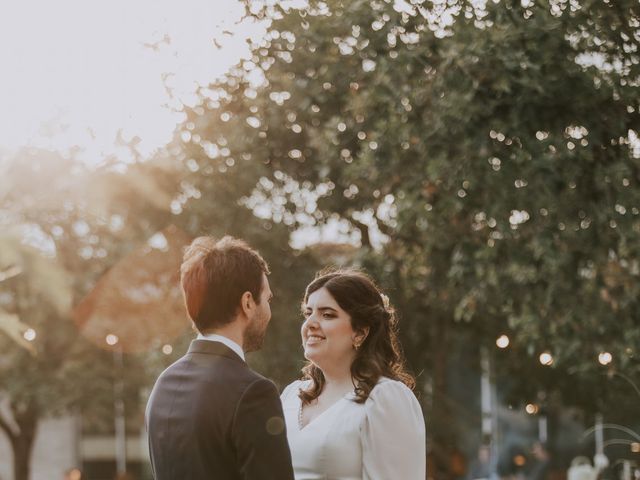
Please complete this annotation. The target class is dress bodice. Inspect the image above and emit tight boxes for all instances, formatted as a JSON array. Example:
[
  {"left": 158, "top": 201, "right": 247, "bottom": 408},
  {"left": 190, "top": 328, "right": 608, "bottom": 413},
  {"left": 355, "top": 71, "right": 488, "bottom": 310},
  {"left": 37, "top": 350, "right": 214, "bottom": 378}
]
[{"left": 280, "top": 377, "right": 426, "bottom": 480}]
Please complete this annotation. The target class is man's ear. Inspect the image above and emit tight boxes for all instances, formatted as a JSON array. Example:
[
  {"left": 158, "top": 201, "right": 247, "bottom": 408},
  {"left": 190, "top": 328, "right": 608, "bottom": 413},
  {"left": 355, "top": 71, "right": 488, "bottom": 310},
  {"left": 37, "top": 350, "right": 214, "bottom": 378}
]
[{"left": 240, "top": 291, "right": 254, "bottom": 316}]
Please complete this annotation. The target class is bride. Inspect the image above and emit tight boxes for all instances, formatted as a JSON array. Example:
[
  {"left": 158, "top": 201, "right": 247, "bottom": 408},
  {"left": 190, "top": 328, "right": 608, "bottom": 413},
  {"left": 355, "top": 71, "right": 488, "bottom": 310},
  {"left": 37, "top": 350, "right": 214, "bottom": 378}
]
[{"left": 280, "top": 269, "right": 426, "bottom": 479}]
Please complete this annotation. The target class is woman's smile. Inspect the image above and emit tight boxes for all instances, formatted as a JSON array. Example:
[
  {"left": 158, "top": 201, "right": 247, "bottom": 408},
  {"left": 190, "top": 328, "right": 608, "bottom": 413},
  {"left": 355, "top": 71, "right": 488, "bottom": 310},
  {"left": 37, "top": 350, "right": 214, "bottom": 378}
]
[{"left": 305, "top": 334, "right": 326, "bottom": 346}]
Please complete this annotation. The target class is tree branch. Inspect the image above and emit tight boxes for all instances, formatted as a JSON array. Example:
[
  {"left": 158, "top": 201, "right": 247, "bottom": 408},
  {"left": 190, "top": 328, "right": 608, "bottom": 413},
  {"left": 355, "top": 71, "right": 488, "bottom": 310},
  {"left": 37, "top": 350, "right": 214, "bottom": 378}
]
[
  {"left": 349, "top": 217, "right": 371, "bottom": 249},
  {"left": 0, "top": 408, "right": 16, "bottom": 440}
]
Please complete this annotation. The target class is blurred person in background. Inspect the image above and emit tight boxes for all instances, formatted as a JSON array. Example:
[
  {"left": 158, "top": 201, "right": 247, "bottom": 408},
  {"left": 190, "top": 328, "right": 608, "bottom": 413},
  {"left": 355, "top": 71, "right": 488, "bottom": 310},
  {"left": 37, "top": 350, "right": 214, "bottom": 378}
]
[
  {"left": 527, "top": 442, "right": 551, "bottom": 480},
  {"left": 467, "top": 444, "right": 494, "bottom": 480},
  {"left": 567, "top": 456, "right": 597, "bottom": 480},
  {"left": 497, "top": 445, "right": 528, "bottom": 480}
]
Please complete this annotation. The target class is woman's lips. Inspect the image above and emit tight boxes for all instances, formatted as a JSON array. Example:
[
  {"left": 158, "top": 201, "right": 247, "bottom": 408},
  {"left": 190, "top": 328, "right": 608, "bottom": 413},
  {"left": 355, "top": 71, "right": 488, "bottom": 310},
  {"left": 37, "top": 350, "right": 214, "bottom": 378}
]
[{"left": 305, "top": 334, "right": 326, "bottom": 346}]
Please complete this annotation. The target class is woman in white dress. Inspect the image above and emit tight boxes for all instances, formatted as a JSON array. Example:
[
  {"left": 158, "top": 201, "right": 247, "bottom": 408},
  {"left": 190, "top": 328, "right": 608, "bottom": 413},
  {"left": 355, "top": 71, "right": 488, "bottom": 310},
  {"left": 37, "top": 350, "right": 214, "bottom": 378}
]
[{"left": 281, "top": 269, "right": 426, "bottom": 480}]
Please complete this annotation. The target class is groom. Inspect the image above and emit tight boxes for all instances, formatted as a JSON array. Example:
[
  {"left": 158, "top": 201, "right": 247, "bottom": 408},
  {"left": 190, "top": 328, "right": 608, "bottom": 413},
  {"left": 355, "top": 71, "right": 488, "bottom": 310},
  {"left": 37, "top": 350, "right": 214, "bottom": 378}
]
[{"left": 146, "top": 236, "right": 294, "bottom": 480}]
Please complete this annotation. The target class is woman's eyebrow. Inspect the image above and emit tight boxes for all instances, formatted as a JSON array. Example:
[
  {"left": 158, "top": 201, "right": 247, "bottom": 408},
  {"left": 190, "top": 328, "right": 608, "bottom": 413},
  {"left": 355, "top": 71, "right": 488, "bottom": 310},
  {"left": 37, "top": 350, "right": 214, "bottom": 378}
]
[{"left": 305, "top": 306, "right": 338, "bottom": 312}]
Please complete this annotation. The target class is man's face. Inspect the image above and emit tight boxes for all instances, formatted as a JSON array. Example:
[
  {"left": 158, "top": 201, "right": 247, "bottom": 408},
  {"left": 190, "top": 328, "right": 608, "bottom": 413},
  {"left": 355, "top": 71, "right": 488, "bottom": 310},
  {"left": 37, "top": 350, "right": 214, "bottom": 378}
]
[{"left": 243, "top": 273, "right": 272, "bottom": 352}]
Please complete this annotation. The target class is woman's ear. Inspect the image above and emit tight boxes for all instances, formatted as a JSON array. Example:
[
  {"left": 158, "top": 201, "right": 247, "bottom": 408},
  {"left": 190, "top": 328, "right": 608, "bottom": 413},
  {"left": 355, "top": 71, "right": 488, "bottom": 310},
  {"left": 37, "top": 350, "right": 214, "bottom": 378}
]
[{"left": 353, "top": 326, "right": 370, "bottom": 345}]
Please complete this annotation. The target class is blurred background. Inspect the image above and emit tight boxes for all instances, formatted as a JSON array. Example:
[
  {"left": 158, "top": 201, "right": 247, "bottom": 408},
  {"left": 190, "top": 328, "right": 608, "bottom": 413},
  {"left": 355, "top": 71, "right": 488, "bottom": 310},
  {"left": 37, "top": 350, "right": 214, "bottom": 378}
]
[{"left": 0, "top": 0, "right": 639, "bottom": 479}]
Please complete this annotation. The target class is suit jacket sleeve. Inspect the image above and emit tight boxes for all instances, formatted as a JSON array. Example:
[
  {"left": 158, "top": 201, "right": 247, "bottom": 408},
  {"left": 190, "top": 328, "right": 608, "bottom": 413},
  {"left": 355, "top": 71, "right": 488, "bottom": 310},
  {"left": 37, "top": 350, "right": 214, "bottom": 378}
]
[{"left": 232, "top": 378, "right": 295, "bottom": 480}]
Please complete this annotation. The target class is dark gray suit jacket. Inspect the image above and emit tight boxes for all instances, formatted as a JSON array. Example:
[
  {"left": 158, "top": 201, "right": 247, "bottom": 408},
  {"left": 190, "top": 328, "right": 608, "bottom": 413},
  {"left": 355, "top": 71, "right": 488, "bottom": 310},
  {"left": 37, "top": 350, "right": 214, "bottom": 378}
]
[{"left": 145, "top": 339, "right": 294, "bottom": 480}]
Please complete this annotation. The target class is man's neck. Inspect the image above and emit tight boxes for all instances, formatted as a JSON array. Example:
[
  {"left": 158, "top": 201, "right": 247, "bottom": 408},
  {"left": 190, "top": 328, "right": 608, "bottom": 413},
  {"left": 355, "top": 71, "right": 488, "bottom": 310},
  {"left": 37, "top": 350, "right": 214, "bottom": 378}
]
[{"left": 201, "top": 321, "right": 244, "bottom": 350}]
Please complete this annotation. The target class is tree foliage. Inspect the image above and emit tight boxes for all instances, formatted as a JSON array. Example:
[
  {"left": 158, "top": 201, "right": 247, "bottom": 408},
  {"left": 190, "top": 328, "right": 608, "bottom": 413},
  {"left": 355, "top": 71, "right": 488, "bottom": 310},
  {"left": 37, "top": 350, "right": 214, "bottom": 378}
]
[{"left": 175, "top": 0, "right": 640, "bottom": 475}]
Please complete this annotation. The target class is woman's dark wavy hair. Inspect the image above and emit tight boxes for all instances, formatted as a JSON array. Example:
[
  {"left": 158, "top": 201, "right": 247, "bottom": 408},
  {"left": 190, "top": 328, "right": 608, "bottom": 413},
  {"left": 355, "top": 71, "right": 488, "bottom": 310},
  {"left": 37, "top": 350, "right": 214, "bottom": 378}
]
[{"left": 299, "top": 268, "right": 415, "bottom": 405}]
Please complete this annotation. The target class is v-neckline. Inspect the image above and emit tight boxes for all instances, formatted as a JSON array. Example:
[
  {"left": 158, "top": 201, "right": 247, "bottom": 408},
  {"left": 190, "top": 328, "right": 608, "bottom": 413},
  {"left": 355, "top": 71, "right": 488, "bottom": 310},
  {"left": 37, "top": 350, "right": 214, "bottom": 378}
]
[{"left": 297, "top": 393, "right": 350, "bottom": 431}]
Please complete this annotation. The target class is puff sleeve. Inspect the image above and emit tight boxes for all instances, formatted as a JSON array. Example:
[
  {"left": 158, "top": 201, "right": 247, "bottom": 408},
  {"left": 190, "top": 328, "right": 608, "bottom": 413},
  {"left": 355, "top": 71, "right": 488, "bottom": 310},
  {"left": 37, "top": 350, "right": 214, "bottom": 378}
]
[{"left": 360, "top": 379, "right": 426, "bottom": 480}]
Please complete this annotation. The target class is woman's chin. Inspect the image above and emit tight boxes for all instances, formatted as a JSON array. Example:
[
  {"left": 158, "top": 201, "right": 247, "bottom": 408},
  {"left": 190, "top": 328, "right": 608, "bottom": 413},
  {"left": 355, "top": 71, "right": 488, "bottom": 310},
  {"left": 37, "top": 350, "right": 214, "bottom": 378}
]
[{"left": 303, "top": 347, "right": 323, "bottom": 363}]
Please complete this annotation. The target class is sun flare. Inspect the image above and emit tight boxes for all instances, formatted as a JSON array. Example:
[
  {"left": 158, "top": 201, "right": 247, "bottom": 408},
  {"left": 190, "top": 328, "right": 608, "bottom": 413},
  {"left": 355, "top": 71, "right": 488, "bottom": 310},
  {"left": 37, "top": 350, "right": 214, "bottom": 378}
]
[{"left": 0, "top": 0, "right": 264, "bottom": 163}]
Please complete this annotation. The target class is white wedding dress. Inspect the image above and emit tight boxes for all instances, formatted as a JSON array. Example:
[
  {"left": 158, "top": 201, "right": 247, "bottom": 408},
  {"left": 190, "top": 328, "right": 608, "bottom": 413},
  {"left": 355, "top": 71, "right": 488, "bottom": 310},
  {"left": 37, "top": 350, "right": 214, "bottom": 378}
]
[{"left": 280, "top": 377, "right": 426, "bottom": 480}]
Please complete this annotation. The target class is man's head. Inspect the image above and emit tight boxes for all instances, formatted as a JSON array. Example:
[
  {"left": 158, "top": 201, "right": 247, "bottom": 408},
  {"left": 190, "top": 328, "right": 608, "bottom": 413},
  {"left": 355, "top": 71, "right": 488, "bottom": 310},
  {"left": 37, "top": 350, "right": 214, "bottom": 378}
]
[{"left": 180, "top": 235, "right": 272, "bottom": 351}]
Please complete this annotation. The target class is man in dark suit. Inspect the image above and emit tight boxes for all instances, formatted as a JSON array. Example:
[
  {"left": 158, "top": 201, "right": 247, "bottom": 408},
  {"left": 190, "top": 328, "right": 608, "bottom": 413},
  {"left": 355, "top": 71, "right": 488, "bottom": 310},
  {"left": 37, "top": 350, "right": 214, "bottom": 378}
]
[{"left": 146, "top": 236, "right": 294, "bottom": 480}]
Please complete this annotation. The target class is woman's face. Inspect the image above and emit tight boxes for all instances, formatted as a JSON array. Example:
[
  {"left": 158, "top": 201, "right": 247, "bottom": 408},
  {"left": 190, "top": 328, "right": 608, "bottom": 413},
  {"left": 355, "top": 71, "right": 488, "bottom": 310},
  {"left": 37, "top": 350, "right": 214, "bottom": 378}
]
[{"left": 301, "top": 287, "right": 357, "bottom": 369}]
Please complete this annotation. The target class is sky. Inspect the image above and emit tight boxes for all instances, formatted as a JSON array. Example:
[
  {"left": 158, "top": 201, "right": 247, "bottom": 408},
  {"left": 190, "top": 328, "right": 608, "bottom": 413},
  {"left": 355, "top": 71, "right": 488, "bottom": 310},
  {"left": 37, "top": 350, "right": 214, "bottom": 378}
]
[{"left": 0, "top": 0, "right": 266, "bottom": 163}]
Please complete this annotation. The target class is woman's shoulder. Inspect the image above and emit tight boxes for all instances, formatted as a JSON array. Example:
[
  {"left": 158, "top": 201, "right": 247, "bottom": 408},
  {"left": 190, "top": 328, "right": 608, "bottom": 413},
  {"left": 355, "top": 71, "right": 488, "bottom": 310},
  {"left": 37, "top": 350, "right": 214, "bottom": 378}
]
[
  {"left": 363, "top": 377, "right": 425, "bottom": 427},
  {"left": 366, "top": 377, "right": 419, "bottom": 405},
  {"left": 280, "top": 378, "right": 310, "bottom": 402},
  {"left": 373, "top": 376, "right": 414, "bottom": 393}
]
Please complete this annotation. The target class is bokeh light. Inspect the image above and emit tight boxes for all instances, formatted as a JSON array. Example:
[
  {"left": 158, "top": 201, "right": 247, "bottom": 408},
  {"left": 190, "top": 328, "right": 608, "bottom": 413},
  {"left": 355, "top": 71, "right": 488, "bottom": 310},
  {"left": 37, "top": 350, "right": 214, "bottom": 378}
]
[
  {"left": 514, "top": 455, "right": 527, "bottom": 467},
  {"left": 598, "top": 352, "right": 612, "bottom": 365},
  {"left": 162, "top": 344, "right": 173, "bottom": 355},
  {"left": 23, "top": 328, "right": 36, "bottom": 342},
  {"left": 105, "top": 334, "right": 119, "bottom": 346},
  {"left": 525, "top": 403, "right": 539, "bottom": 415},
  {"left": 539, "top": 352, "right": 554, "bottom": 366},
  {"left": 496, "top": 334, "right": 510, "bottom": 349}
]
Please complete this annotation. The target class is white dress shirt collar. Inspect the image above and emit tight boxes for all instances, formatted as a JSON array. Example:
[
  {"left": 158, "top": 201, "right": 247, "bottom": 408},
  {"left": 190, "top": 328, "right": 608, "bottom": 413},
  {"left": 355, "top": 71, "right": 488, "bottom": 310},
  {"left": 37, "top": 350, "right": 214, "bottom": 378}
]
[{"left": 196, "top": 333, "right": 245, "bottom": 361}]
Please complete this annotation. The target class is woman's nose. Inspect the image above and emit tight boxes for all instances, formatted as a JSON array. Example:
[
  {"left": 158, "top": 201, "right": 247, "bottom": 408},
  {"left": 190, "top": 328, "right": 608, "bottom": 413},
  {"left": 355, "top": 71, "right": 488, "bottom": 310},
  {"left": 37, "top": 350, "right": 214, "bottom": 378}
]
[{"left": 302, "top": 314, "right": 318, "bottom": 330}]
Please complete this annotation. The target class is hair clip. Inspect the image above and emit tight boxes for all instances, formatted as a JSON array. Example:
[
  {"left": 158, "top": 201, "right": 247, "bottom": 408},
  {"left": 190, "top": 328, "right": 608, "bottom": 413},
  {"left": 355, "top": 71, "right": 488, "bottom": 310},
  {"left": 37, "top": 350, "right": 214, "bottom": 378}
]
[{"left": 380, "top": 293, "right": 390, "bottom": 309}]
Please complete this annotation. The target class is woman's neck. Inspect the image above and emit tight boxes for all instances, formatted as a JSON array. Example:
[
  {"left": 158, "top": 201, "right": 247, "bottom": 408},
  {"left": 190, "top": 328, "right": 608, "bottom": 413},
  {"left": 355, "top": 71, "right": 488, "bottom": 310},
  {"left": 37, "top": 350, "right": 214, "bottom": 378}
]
[{"left": 321, "top": 364, "right": 355, "bottom": 395}]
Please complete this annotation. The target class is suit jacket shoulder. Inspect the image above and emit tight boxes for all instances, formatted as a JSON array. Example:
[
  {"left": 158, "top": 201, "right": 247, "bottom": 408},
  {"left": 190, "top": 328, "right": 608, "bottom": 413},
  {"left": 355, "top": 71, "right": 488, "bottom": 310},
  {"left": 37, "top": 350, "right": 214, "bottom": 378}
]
[{"left": 146, "top": 339, "right": 293, "bottom": 480}]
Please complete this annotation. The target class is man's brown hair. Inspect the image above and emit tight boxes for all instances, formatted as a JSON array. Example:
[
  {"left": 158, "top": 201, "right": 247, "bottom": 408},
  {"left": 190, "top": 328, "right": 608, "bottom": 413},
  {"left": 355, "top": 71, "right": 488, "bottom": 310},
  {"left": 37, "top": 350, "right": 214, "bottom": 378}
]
[{"left": 180, "top": 236, "right": 269, "bottom": 332}]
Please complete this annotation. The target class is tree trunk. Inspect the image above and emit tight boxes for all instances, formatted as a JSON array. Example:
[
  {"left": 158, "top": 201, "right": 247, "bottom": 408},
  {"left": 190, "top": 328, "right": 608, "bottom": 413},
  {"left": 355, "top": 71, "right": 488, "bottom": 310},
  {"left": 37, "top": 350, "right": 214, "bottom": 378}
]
[
  {"left": 11, "top": 432, "right": 35, "bottom": 480},
  {"left": 2, "top": 403, "right": 38, "bottom": 480},
  {"left": 429, "top": 312, "right": 457, "bottom": 480}
]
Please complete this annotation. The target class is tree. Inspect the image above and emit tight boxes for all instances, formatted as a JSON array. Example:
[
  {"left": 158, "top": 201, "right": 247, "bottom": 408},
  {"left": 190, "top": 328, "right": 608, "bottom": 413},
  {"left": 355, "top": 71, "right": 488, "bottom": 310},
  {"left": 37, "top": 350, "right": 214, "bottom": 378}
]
[
  {"left": 0, "top": 149, "right": 182, "bottom": 480},
  {"left": 176, "top": 0, "right": 640, "bottom": 476},
  {"left": 0, "top": 236, "right": 76, "bottom": 480}
]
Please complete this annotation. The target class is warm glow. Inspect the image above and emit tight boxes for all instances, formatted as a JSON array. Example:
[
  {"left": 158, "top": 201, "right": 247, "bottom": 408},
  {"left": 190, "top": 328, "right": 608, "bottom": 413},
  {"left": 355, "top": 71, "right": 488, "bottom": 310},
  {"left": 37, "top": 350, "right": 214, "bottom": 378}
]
[
  {"left": 105, "top": 334, "right": 119, "bottom": 346},
  {"left": 496, "top": 334, "right": 510, "bottom": 349},
  {"left": 539, "top": 352, "right": 554, "bottom": 366},
  {"left": 162, "top": 344, "right": 173, "bottom": 355},
  {"left": 632, "top": 442, "right": 640, "bottom": 453},
  {"left": 68, "top": 469, "right": 82, "bottom": 480},
  {"left": 598, "top": 352, "right": 612, "bottom": 365},
  {"left": 0, "top": 0, "right": 265, "bottom": 162},
  {"left": 513, "top": 455, "right": 527, "bottom": 467}
]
